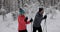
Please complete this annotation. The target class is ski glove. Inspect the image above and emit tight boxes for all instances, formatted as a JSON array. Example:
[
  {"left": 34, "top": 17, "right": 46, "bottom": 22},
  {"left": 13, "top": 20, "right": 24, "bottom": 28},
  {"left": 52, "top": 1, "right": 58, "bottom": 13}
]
[
  {"left": 24, "top": 17, "right": 28, "bottom": 22},
  {"left": 30, "top": 18, "right": 33, "bottom": 22},
  {"left": 44, "top": 15, "right": 47, "bottom": 19}
]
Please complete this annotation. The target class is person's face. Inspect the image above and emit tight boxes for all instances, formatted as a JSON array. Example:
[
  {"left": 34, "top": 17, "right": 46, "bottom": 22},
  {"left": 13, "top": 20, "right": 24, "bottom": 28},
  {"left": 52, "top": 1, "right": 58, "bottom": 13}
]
[{"left": 39, "top": 10, "right": 44, "bottom": 14}]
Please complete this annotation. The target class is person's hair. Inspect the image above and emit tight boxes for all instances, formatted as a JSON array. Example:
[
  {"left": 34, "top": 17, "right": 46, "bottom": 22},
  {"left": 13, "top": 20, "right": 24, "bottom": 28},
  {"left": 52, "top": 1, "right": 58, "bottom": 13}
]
[
  {"left": 20, "top": 8, "right": 22, "bottom": 10},
  {"left": 39, "top": 8, "right": 43, "bottom": 12}
]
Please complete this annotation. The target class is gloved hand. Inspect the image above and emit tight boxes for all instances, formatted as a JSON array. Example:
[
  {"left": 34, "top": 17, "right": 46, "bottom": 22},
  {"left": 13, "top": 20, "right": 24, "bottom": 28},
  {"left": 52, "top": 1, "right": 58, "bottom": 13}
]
[
  {"left": 44, "top": 15, "right": 47, "bottom": 19},
  {"left": 24, "top": 17, "right": 28, "bottom": 22},
  {"left": 30, "top": 18, "right": 33, "bottom": 22}
]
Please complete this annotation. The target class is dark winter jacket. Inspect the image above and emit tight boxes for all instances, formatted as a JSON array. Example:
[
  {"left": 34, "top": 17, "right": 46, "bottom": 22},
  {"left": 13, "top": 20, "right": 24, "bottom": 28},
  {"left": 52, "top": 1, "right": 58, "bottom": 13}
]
[{"left": 33, "top": 12, "right": 44, "bottom": 27}]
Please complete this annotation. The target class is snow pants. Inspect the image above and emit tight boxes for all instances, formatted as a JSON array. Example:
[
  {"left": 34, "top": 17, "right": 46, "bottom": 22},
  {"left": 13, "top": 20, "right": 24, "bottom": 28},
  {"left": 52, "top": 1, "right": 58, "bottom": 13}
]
[{"left": 33, "top": 26, "right": 42, "bottom": 32}]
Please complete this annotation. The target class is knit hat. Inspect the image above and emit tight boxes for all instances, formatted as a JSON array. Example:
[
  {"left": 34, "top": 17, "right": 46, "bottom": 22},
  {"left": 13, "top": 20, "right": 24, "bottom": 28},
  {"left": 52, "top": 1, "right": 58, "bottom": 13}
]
[{"left": 19, "top": 8, "right": 25, "bottom": 14}]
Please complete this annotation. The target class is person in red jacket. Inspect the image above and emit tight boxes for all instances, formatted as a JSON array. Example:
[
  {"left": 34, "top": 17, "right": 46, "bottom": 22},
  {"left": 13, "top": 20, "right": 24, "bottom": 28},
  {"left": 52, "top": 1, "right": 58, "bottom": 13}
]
[{"left": 18, "top": 8, "right": 33, "bottom": 32}]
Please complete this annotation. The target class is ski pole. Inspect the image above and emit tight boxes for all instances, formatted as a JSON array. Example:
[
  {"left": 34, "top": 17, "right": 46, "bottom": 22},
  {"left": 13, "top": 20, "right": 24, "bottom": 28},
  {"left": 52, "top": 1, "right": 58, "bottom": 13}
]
[
  {"left": 45, "top": 19, "right": 47, "bottom": 32},
  {"left": 43, "top": 18, "right": 47, "bottom": 32}
]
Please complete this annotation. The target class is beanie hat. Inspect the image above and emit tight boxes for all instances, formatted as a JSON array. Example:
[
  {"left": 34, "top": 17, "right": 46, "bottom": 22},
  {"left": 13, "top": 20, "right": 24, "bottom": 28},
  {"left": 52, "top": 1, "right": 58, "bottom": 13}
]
[{"left": 19, "top": 8, "right": 25, "bottom": 14}]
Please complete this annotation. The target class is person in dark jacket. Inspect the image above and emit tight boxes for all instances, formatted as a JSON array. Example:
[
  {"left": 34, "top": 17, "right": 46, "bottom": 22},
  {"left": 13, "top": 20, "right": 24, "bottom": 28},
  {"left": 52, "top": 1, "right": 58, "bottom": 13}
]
[
  {"left": 18, "top": 8, "right": 33, "bottom": 32},
  {"left": 33, "top": 8, "right": 47, "bottom": 32}
]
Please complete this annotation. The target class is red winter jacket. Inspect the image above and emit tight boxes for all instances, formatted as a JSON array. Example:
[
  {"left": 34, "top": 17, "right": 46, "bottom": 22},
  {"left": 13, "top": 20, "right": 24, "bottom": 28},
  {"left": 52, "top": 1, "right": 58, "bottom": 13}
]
[{"left": 18, "top": 15, "right": 30, "bottom": 30}]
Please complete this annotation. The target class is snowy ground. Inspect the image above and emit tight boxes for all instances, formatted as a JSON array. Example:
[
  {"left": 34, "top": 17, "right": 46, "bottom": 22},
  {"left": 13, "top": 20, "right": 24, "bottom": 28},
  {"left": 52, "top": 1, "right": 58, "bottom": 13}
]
[{"left": 0, "top": 10, "right": 60, "bottom": 32}]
